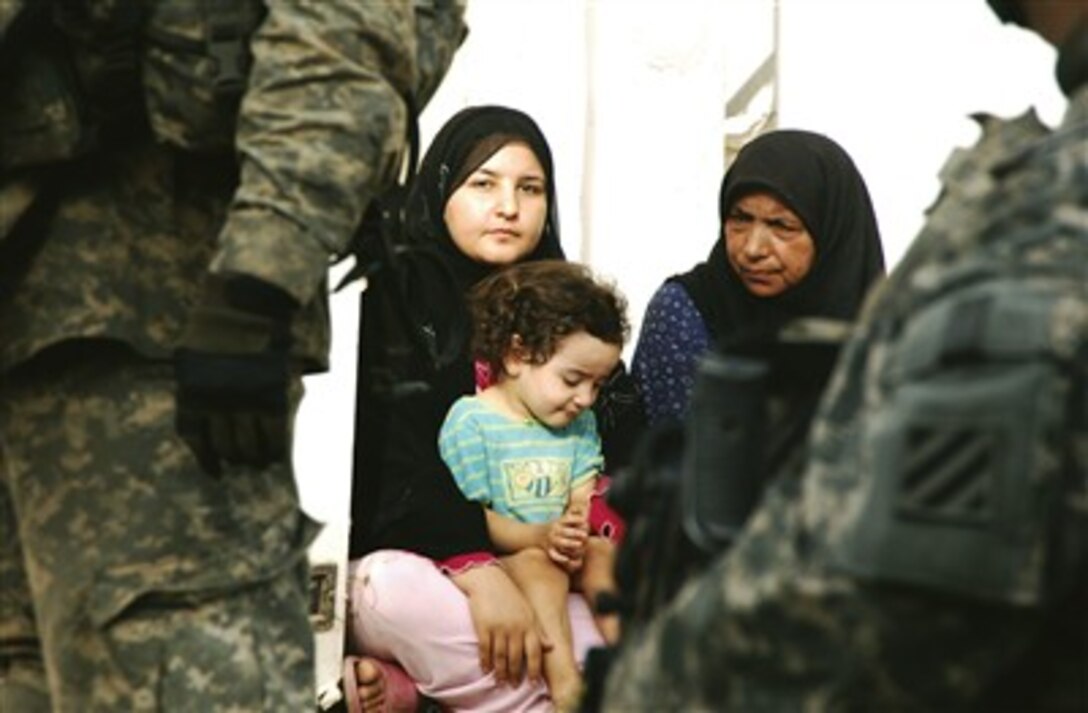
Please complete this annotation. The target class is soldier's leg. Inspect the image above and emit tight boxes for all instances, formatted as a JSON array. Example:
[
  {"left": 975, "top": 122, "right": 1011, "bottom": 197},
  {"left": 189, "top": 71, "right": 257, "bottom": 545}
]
[
  {"left": 0, "top": 442, "right": 51, "bottom": 712},
  {"left": 1, "top": 349, "right": 318, "bottom": 711}
]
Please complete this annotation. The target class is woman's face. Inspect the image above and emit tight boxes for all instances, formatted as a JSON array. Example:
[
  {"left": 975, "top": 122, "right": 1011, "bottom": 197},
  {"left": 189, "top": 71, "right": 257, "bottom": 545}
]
[
  {"left": 444, "top": 141, "right": 548, "bottom": 266},
  {"left": 723, "top": 191, "right": 816, "bottom": 297}
]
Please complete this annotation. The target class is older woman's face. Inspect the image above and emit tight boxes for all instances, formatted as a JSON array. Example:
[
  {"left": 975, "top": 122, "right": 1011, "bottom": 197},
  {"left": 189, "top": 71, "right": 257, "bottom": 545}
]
[
  {"left": 444, "top": 141, "right": 548, "bottom": 266},
  {"left": 723, "top": 191, "right": 815, "bottom": 297}
]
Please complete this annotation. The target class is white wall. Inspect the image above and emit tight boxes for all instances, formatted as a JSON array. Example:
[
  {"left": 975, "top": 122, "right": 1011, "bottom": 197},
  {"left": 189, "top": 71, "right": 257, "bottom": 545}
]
[
  {"left": 776, "top": 0, "right": 1064, "bottom": 268},
  {"left": 296, "top": 0, "right": 1066, "bottom": 546}
]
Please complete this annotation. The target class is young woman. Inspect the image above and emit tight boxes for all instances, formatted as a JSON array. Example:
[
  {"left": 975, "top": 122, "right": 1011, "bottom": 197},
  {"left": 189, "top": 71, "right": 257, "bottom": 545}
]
[{"left": 344, "top": 106, "right": 638, "bottom": 713}]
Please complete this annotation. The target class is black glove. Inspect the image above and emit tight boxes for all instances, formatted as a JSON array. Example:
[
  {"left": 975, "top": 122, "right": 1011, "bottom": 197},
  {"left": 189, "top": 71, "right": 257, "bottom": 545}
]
[{"left": 175, "top": 273, "right": 299, "bottom": 476}]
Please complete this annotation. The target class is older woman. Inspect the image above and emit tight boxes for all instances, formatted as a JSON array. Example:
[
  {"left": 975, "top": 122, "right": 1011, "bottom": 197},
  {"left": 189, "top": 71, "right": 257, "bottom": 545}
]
[{"left": 631, "top": 129, "right": 886, "bottom": 427}]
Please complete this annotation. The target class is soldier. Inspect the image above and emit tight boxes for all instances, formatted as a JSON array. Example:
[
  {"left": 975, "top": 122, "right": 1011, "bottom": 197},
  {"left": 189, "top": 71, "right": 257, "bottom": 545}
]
[
  {"left": 603, "top": 0, "right": 1087, "bottom": 710},
  {"left": 0, "top": 1, "right": 465, "bottom": 710}
]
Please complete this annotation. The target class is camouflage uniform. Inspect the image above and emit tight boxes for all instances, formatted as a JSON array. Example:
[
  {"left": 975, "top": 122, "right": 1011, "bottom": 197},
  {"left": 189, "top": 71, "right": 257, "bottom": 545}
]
[
  {"left": 0, "top": 1, "right": 465, "bottom": 710},
  {"left": 603, "top": 79, "right": 1088, "bottom": 712}
]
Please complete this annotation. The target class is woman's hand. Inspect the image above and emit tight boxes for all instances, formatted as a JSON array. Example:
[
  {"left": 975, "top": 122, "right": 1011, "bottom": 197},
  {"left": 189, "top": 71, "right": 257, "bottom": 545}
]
[{"left": 448, "top": 563, "right": 552, "bottom": 685}]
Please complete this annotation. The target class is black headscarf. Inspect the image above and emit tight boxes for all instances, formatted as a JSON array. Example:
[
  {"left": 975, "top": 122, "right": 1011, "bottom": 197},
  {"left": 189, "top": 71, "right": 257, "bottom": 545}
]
[
  {"left": 349, "top": 105, "right": 568, "bottom": 559},
  {"left": 406, "top": 104, "right": 565, "bottom": 290},
  {"left": 674, "top": 129, "right": 885, "bottom": 345},
  {"left": 673, "top": 129, "right": 885, "bottom": 491}
]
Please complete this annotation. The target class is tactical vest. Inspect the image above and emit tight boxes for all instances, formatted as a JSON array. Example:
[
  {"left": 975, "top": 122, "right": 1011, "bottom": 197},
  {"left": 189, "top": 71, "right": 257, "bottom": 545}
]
[
  {"left": 0, "top": 0, "right": 264, "bottom": 171},
  {"left": 828, "top": 108, "right": 1088, "bottom": 607}
]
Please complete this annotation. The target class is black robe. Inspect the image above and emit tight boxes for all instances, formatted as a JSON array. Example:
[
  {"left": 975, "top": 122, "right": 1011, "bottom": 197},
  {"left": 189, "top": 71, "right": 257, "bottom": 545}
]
[{"left": 349, "top": 105, "right": 642, "bottom": 561}]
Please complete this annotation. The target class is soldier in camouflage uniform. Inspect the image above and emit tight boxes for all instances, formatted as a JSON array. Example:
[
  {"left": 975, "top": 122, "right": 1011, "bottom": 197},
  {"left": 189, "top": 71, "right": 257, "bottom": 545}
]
[
  {"left": 603, "top": 0, "right": 1087, "bottom": 710},
  {"left": 0, "top": 1, "right": 465, "bottom": 710}
]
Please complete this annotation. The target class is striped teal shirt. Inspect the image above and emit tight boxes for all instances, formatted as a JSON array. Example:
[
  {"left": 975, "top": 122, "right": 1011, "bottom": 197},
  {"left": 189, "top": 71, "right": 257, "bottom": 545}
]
[{"left": 438, "top": 396, "right": 602, "bottom": 523}]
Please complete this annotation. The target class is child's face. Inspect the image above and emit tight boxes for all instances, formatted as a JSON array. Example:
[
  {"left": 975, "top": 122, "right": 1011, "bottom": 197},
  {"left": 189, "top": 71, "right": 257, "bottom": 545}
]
[{"left": 505, "top": 331, "right": 622, "bottom": 429}]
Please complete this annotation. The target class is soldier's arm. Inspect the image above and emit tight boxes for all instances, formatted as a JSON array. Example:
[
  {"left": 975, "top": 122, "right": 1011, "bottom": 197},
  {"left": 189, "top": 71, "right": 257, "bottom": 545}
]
[{"left": 210, "top": 0, "right": 466, "bottom": 306}]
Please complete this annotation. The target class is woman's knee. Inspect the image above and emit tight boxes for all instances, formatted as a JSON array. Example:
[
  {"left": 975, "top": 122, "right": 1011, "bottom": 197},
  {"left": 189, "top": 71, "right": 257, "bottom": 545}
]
[
  {"left": 346, "top": 550, "right": 473, "bottom": 657},
  {"left": 349, "top": 551, "right": 448, "bottom": 612}
]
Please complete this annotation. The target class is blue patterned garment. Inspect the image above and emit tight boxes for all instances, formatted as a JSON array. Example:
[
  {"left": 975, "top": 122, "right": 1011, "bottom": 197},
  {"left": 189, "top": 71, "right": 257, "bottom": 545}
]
[{"left": 630, "top": 281, "right": 710, "bottom": 427}]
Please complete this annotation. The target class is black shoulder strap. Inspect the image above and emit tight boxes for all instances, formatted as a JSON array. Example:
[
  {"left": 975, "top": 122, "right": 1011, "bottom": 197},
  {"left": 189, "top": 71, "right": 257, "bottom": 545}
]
[{"left": 338, "top": 99, "right": 466, "bottom": 396}]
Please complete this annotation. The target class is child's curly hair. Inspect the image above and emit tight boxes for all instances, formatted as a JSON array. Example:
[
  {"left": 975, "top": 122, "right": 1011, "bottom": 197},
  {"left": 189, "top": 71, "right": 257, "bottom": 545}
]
[{"left": 468, "top": 260, "right": 629, "bottom": 377}]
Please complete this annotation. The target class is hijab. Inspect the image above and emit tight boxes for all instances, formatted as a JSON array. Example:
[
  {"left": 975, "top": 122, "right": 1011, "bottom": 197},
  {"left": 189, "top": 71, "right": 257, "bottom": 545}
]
[
  {"left": 673, "top": 130, "right": 885, "bottom": 488},
  {"left": 674, "top": 129, "right": 885, "bottom": 345},
  {"left": 396, "top": 104, "right": 567, "bottom": 378},
  {"left": 405, "top": 104, "right": 565, "bottom": 295},
  {"left": 350, "top": 105, "right": 569, "bottom": 558}
]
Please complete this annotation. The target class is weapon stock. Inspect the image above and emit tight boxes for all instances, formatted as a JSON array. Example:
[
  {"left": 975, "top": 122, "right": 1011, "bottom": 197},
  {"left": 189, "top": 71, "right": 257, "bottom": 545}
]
[{"left": 681, "top": 352, "right": 768, "bottom": 553}]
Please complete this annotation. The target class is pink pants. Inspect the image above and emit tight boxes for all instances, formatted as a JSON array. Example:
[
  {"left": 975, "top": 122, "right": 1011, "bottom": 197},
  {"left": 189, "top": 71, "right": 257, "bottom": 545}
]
[{"left": 346, "top": 550, "right": 605, "bottom": 712}]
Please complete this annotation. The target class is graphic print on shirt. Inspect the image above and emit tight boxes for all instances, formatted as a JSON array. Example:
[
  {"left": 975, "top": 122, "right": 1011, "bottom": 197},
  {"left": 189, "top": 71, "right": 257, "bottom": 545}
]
[{"left": 502, "top": 458, "right": 571, "bottom": 515}]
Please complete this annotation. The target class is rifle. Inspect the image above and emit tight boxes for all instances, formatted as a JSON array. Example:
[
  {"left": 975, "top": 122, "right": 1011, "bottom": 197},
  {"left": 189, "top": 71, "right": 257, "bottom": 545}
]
[{"left": 580, "top": 319, "right": 848, "bottom": 712}]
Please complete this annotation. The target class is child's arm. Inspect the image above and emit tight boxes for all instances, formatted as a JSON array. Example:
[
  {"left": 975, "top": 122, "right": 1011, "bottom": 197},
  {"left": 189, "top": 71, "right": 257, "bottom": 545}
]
[
  {"left": 487, "top": 506, "right": 590, "bottom": 572},
  {"left": 484, "top": 508, "right": 549, "bottom": 554},
  {"left": 568, "top": 478, "right": 596, "bottom": 518}
]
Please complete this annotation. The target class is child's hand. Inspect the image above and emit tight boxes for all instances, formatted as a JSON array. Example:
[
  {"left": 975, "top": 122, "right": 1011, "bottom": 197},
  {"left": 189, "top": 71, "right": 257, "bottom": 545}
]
[{"left": 545, "top": 510, "right": 588, "bottom": 572}]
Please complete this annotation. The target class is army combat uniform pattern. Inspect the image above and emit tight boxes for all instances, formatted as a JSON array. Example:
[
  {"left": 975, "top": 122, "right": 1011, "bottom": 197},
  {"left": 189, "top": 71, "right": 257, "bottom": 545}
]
[
  {"left": 603, "top": 88, "right": 1088, "bottom": 711},
  {"left": 0, "top": 1, "right": 465, "bottom": 710}
]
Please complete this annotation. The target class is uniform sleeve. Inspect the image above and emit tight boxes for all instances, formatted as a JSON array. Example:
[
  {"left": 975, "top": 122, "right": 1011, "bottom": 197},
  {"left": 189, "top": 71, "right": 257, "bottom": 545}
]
[
  {"left": 630, "top": 282, "right": 711, "bottom": 426},
  {"left": 211, "top": 0, "right": 466, "bottom": 305},
  {"left": 602, "top": 436, "right": 1063, "bottom": 711},
  {"left": 438, "top": 400, "right": 492, "bottom": 506}
]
